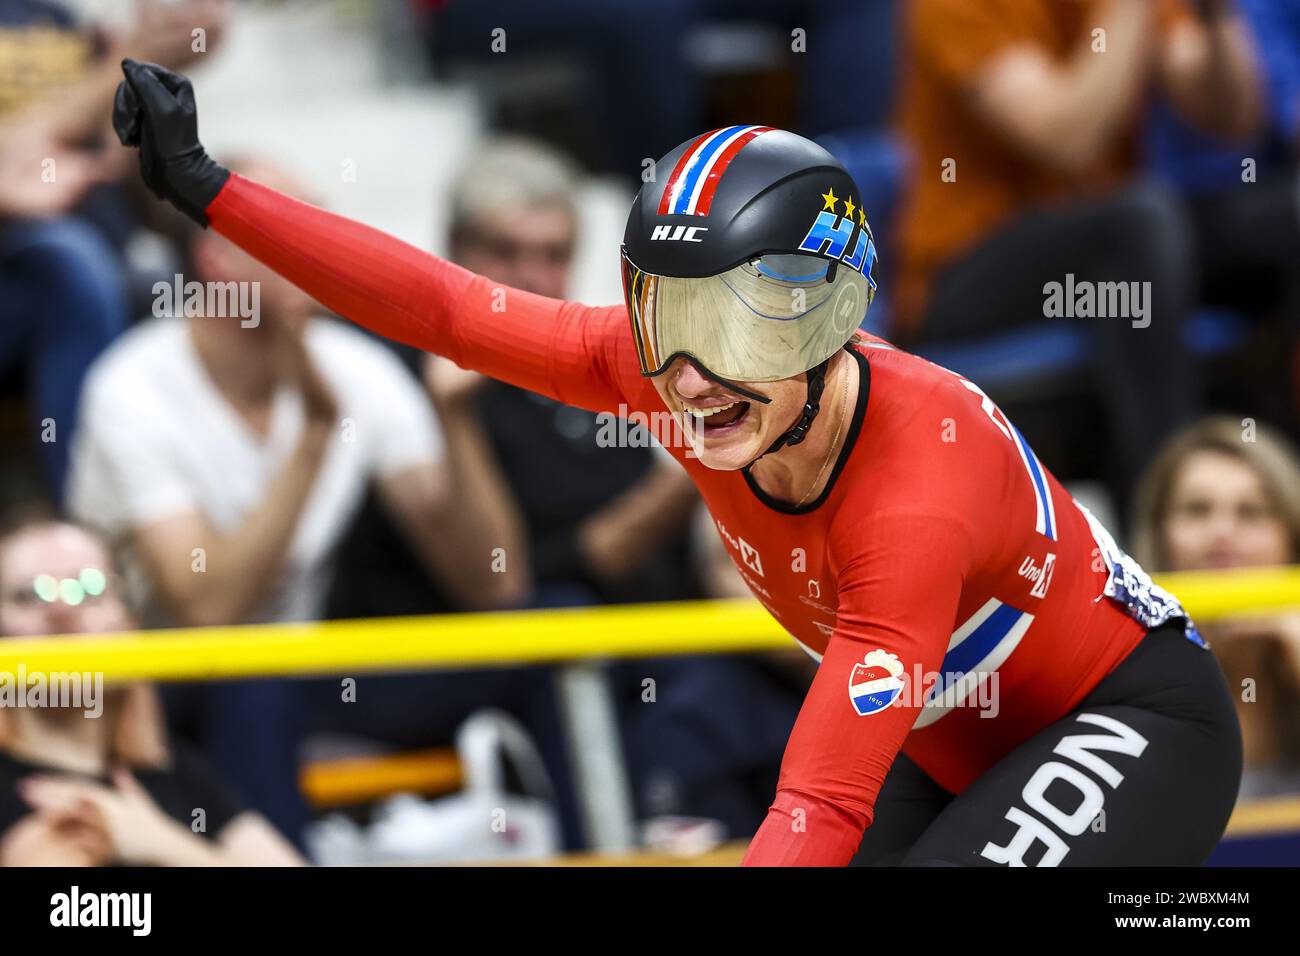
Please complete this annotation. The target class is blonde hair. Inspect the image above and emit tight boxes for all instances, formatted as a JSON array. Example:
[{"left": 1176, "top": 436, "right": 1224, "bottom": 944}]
[
  {"left": 448, "top": 136, "right": 579, "bottom": 241},
  {"left": 1130, "top": 415, "right": 1300, "bottom": 572},
  {"left": 1132, "top": 418, "right": 1300, "bottom": 770}
]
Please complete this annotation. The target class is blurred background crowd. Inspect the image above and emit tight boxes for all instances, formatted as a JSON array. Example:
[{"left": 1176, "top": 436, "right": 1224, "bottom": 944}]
[{"left": 0, "top": 0, "right": 1298, "bottom": 866}]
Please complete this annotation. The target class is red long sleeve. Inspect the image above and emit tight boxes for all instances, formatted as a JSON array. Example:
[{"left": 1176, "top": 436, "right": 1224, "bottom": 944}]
[
  {"left": 743, "top": 790, "right": 868, "bottom": 866},
  {"left": 743, "top": 509, "right": 970, "bottom": 866},
  {"left": 205, "top": 173, "right": 635, "bottom": 413}
]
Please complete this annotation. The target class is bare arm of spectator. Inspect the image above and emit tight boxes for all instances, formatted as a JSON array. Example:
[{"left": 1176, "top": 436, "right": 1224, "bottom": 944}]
[
  {"left": 0, "top": 1, "right": 228, "bottom": 219},
  {"left": 964, "top": 0, "right": 1159, "bottom": 175},
  {"left": 18, "top": 771, "right": 303, "bottom": 866},
  {"left": 1213, "top": 612, "right": 1300, "bottom": 676},
  {"left": 129, "top": 329, "right": 337, "bottom": 628},
  {"left": 0, "top": 810, "right": 109, "bottom": 866},
  {"left": 576, "top": 454, "right": 698, "bottom": 585},
  {"left": 2, "top": 0, "right": 228, "bottom": 148},
  {"left": 375, "top": 463, "right": 531, "bottom": 611},
  {"left": 387, "top": 357, "right": 532, "bottom": 610},
  {"left": 210, "top": 812, "right": 304, "bottom": 865},
  {"left": 1160, "top": 0, "right": 1263, "bottom": 141},
  {"left": 422, "top": 358, "right": 698, "bottom": 596},
  {"left": 691, "top": 504, "right": 750, "bottom": 599}
]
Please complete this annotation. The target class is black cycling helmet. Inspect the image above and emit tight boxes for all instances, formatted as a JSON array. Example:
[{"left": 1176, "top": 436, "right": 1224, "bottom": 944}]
[{"left": 621, "top": 126, "right": 877, "bottom": 458}]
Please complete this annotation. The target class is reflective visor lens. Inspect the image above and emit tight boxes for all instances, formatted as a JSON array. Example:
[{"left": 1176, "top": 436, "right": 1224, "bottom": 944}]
[{"left": 621, "top": 248, "right": 874, "bottom": 383}]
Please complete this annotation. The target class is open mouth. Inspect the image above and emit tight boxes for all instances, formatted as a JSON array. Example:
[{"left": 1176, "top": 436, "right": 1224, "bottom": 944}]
[{"left": 684, "top": 400, "right": 751, "bottom": 434}]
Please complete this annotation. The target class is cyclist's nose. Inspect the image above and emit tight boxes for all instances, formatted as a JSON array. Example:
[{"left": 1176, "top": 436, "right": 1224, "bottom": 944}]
[{"left": 672, "top": 359, "right": 716, "bottom": 400}]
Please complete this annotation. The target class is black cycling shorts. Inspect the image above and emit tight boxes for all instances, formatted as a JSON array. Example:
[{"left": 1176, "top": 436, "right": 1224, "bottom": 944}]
[{"left": 851, "top": 622, "right": 1243, "bottom": 866}]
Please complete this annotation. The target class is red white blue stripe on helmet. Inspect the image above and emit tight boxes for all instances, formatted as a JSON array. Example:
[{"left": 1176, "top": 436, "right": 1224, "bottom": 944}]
[{"left": 658, "top": 125, "right": 773, "bottom": 217}]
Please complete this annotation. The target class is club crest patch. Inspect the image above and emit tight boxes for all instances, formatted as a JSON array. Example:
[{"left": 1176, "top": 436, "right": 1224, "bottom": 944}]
[{"left": 848, "top": 649, "right": 905, "bottom": 716}]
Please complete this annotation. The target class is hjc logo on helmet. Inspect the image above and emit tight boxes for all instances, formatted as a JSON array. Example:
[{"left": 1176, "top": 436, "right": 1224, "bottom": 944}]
[
  {"left": 650, "top": 224, "right": 708, "bottom": 243},
  {"left": 622, "top": 126, "right": 879, "bottom": 449},
  {"left": 798, "top": 187, "right": 878, "bottom": 282}
]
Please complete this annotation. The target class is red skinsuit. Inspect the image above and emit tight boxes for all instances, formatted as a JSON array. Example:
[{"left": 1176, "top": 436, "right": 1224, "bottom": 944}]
[{"left": 208, "top": 174, "right": 1148, "bottom": 865}]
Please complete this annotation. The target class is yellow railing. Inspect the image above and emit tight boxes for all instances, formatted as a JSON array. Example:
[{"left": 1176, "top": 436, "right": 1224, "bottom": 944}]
[
  {"left": 3, "top": 565, "right": 1297, "bottom": 855},
  {"left": 0, "top": 566, "right": 1296, "bottom": 682},
  {"left": 0, "top": 598, "right": 778, "bottom": 681}
]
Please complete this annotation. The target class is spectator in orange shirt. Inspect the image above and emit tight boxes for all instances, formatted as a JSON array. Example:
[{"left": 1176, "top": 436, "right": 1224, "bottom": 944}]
[{"left": 894, "top": 0, "right": 1261, "bottom": 487}]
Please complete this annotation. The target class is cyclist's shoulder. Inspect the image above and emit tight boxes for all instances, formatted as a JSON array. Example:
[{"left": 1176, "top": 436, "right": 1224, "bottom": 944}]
[
  {"left": 847, "top": 338, "right": 996, "bottom": 473},
  {"left": 850, "top": 335, "right": 984, "bottom": 420},
  {"left": 835, "top": 339, "right": 1010, "bottom": 537}
]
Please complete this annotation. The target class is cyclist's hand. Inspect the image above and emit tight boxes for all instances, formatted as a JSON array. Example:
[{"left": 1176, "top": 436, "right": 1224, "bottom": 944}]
[{"left": 113, "top": 57, "right": 228, "bottom": 225}]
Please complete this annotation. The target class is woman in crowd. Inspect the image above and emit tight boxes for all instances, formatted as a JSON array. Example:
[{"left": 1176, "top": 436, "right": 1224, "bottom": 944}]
[
  {"left": 0, "top": 517, "right": 302, "bottom": 865},
  {"left": 1132, "top": 416, "right": 1300, "bottom": 799}
]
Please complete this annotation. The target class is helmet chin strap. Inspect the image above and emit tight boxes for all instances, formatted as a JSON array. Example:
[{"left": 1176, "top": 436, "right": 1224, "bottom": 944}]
[{"left": 745, "top": 356, "right": 832, "bottom": 467}]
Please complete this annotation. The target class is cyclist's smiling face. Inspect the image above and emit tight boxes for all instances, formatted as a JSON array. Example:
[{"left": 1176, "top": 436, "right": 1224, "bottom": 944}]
[{"left": 652, "top": 357, "right": 806, "bottom": 471}]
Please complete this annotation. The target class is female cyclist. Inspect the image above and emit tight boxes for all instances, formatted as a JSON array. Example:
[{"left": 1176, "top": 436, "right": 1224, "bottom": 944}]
[{"left": 110, "top": 59, "right": 1241, "bottom": 866}]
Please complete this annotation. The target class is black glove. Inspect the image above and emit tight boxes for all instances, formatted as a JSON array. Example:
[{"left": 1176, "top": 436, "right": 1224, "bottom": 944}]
[{"left": 113, "top": 58, "right": 229, "bottom": 227}]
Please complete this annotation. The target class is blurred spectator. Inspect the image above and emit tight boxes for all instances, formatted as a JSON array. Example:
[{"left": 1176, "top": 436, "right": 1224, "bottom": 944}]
[
  {"left": 611, "top": 509, "right": 809, "bottom": 842},
  {"left": 1132, "top": 415, "right": 1300, "bottom": 799},
  {"left": 893, "top": 0, "right": 1261, "bottom": 490},
  {"left": 329, "top": 137, "right": 702, "bottom": 613},
  {"left": 323, "top": 137, "right": 701, "bottom": 851},
  {"left": 419, "top": 0, "right": 897, "bottom": 178},
  {"left": 436, "top": 137, "right": 701, "bottom": 604},
  {"left": 1147, "top": 0, "right": 1300, "bottom": 432},
  {"left": 0, "top": 517, "right": 301, "bottom": 865},
  {"left": 322, "top": 137, "right": 806, "bottom": 848},
  {"left": 65, "top": 157, "right": 527, "bottom": 843},
  {"left": 439, "top": 137, "right": 807, "bottom": 843},
  {"left": 1151, "top": 0, "right": 1300, "bottom": 194},
  {"left": 0, "top": 0, "right": 228, "bottom": 500}
]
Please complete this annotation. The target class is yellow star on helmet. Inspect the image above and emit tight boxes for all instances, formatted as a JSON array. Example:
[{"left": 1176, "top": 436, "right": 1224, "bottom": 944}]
[
  {"left": 858, "top": 208, "right": 867, "bottom": 228},
  {"left": 843, "top": 196, "right": 856, "bottom": 221},
  {"left": 821, "top": 187, "right": 838, "bottom": 213}
]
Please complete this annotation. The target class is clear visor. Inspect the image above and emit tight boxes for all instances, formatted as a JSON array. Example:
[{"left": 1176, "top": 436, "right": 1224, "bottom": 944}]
[{"left": 621, "top": 249, "right": 874, "bottom": 384}]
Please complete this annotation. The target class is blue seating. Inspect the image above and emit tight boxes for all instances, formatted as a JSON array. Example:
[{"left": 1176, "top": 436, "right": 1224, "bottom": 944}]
[
  {"left": 1207, "top": 830, "right": 1300, "bottom": 866},
  {"left": 817, "top": 129, "right": 908, "bottom": 239},
  {"left": 915, "top": 309, "right": 1252, "bottom": 393},
  {"left": 820, "top": 128, "right": 1253, "bottom": 391},
  {"left": 817, "top": 129, "right": 908, "bottom": 338}
]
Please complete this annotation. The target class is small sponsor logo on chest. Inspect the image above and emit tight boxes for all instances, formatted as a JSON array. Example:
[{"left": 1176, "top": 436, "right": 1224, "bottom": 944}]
[
  {"left": 715, "top": 519, "right": 764, "bottom": 577},
  {"left": 714, "top": 518, "right": 840, "bottom": 619},
  {"left": 1018, "top": 552, "right": 1056, "bottom": 599}
]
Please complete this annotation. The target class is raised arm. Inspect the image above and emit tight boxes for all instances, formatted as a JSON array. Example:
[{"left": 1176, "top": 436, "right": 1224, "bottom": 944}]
[
  {"left": 948, "top": 0, "right": 1160, "bottom": 176},
  {"left": 1159, "top": 0, "right": 1262, "bottom": 142},
  {"left": 206, "top": 174, "right": 630, "bottom": 411},
  {"left": 113, "top": 59, "right": 631, "bottom": 414}
]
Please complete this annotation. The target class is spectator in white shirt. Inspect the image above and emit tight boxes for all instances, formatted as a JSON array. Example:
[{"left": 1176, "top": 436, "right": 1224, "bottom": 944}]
[{"left": 66, "top": 157, "right": 528, "bottom": 843}]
